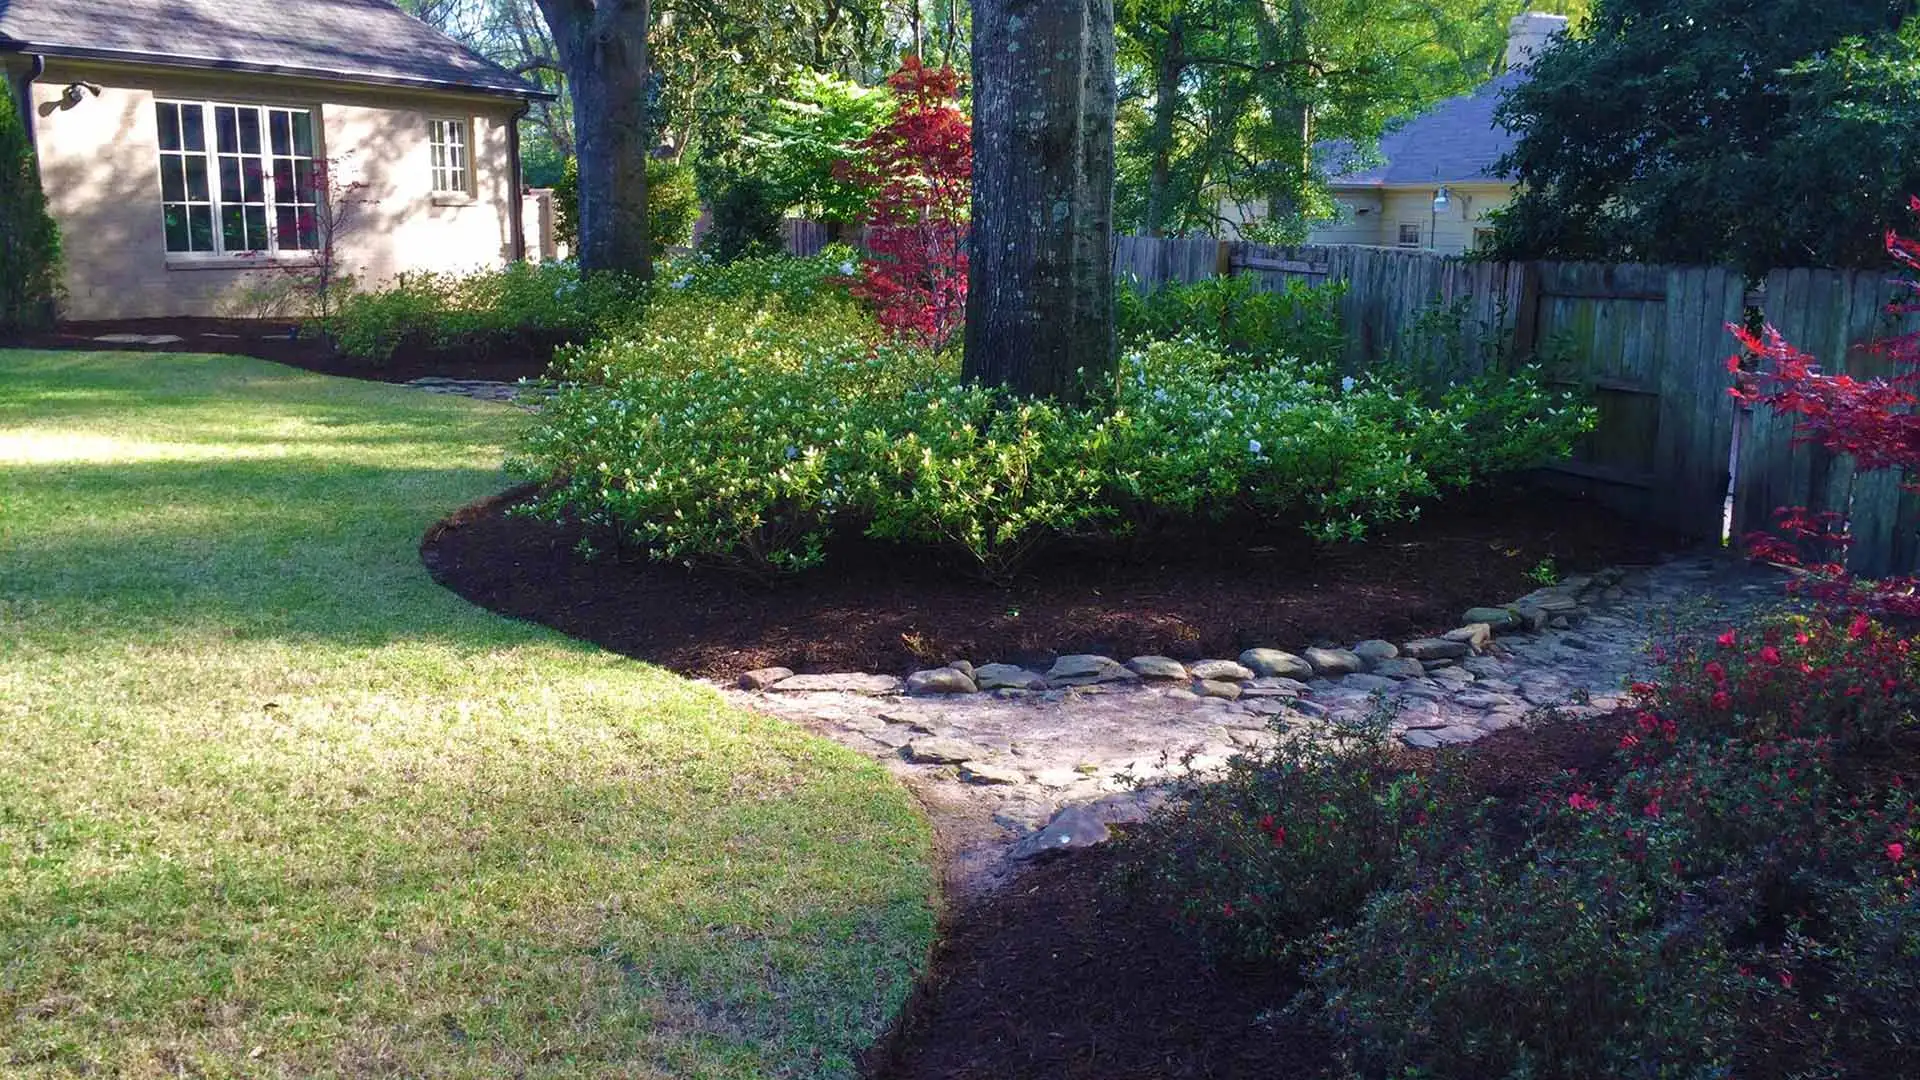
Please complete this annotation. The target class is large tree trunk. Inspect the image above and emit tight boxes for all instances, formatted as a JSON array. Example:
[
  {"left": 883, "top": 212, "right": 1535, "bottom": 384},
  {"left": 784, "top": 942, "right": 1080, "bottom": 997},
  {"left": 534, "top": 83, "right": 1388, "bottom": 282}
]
[
  {"left": 537, "top": 0, "right": 652, "bottom": 279},
  {"left": 1144, "top": 13, "right": 1186, "bottom": 237},
  {"left": 964, "top": 0, "right": 1117, "bottom": 405}
]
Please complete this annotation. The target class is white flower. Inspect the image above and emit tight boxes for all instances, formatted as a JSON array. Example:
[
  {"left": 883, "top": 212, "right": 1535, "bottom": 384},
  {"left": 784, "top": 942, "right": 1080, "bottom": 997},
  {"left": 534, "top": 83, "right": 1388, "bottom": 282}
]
[
  {"left": 1341, "top": 376, "right": 1358, "bottom": 393},
  {"left": 1248, "top": 439, "right": 1263, "bottom": 454},
  {"left": 839, "top": 260, "right": 857, "bottom": 276},
  {"left": 671, "top": 274, "right": 694, "bottom": 289}
]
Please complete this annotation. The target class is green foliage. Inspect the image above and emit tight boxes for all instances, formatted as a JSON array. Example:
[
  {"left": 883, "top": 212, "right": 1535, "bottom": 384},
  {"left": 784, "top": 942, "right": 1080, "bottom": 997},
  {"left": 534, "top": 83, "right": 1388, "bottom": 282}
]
[
  {"left": 701, "top": 174, "right": 788, "bottom": 264},
  {"left": 1115, "top": 274, "right": 1346, "bottom": 368},
  {"left": 1491, "top": 0, "right": 1919, "bottom": 274},
  {"left": 516, "top": 254, "right": 1595, "bottom": 579},
  {"left": 0, "top": 84, "right": 60, "bottom": 332},
  {"left": 326, "top": 261, "right": 646, "bottom": 362},
  {"left": 737, "top": 69, "right": 894, "bottom": 224},
  {"left": 553, "top": 156, "right": 700, "bottom": 256}
]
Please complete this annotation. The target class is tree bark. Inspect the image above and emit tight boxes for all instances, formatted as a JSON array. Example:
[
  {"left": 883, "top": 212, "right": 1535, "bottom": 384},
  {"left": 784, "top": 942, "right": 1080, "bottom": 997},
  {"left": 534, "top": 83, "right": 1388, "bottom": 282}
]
[
  {"left": 536, "top": 0, "right": 652, "bottom": 279},
  {"left": 964, "top": 0, "right": 1117, "bottom": 405},
  {"left": 1144, "top": 12, "right": 1185, "bottom": 237}
]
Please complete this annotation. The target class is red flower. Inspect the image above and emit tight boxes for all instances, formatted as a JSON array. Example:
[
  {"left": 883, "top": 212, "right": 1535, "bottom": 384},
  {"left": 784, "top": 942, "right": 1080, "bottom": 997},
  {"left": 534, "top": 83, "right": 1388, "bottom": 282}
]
[
  {"left": 1711, "top": 691, "right": 1731, "bottom": 710},
  {"left": 1779, "top": 972, "right": 1795, "bottom": 990},
  {"left": 1851, "top": 614, "right": 1873, "bottom": 639},
  {"left": 1890, "top": 842, "right": 1907, "bottom": 862},
  {"left": 1567, "top": 793, "right": 1601, "bottom": 812},
  {"left": 1705, "top": 661, "right": 1728, "bottom": 684},
  {"left": 1717, "top": 629, "right": 1737, "bottom": 648},
  {"left": 1643, "top": 799, "right": 1662, "bottom": 818},
  {"left": 1619, "top": 733, "right": 1640, "bottom": 750},
  {"left": 1759, "top": 646, "right": 1783, "bottom": 666}
]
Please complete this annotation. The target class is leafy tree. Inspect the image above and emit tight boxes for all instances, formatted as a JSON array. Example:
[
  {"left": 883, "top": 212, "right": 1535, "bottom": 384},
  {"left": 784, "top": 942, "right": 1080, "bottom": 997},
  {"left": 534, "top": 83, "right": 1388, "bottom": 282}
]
[
  {"left": 701, "top": 175, "right": 786, "bottom": 263},
  {"left": 1491, "top": 0, "right": 1916, "bottom": 274},
  {"left": 739, "top": 70, "right": 893, "bottom": 225},
  {"left": 965, "top": 0, "right": 1118, "bottom": 403},
  {"left": 0, "top": 83, "right": 60, "bottom": 332},
  {"left": 844, "top": 58, "right": 971, "bottom": 348},
  {"left": 554, "top": 156, "right": 697, "bottom": 255},
  {"left": 1113, "top": 0, "right": 1532, "bottom": 237},
  {"left": 535, "top": 0, "right": 653, "bottom": 277}
]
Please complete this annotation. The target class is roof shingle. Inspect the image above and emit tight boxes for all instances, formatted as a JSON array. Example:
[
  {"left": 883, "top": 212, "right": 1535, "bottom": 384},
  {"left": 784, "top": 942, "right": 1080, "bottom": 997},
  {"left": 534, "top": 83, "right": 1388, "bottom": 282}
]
[
  {"left": 1325, "top": 72, "right": 1522, "bottom": 188},
  {"left": 0, "top": 0, "right": 541, "bottom": 98}
]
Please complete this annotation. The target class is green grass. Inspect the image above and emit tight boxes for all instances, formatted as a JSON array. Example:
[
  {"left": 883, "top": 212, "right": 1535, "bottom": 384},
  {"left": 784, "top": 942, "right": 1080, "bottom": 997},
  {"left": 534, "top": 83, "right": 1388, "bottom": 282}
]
[{"left": 0, "top": 351, "right": 935, "bottom": 1078}]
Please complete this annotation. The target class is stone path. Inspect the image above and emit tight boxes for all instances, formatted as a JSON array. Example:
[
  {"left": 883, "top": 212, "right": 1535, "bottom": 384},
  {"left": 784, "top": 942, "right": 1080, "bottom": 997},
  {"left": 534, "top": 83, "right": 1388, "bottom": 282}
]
[
  {"left": 722, "top": 553, "right": 1790, "bottom": 896},
  {"left": 405, "top": 377, "right": 550, "bottom": 405}
]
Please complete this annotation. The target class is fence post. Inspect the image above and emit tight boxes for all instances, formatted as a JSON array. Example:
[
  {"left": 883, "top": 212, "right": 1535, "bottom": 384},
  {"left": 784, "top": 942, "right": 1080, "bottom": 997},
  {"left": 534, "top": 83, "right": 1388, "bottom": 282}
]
[
  {"left": 1216, "top": 240, "right": 1234, "bottom": 279},
  {"left": 1511, "top": 260, "right": 1543, "bottom": 362}
]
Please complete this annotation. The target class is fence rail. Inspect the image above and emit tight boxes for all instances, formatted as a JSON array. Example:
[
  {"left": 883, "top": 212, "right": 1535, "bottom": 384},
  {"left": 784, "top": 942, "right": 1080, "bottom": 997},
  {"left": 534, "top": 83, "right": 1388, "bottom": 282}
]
[{"left": 783, "top": 224, "right": 1919, "bottom": 575}]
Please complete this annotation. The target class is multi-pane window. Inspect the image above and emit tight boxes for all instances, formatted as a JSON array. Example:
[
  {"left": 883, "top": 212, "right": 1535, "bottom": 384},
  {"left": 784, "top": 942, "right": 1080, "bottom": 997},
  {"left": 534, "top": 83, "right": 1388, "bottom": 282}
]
[
  {"left": 429, "top": 118, "right": 470, "bottom": 194},
  {"left": 1397, "top": 223, "right": 1422, "bottom": 248},
  {"left": 156, "top": 101, "right": 316, "bottom": 256}
]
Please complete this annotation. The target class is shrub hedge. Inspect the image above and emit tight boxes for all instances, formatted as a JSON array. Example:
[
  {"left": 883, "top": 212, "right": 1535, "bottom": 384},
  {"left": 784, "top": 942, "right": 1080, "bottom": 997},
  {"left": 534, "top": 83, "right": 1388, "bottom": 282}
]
[{"left": 0, "top": 84, "right": 60, "bottom": 333}]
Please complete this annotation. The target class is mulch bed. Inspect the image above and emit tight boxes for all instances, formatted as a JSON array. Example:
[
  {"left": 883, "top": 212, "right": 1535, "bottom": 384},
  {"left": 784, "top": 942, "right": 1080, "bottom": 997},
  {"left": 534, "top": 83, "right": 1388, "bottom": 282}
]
[
  {"left": 4, "top": 317, "right": 562, "bottom": 384},
  {"left": 867, "top": 711, "right": 1634, "bottom": 1080},
  {"left": 422, "top": 483, "right": 1692, "bottom": 682}
]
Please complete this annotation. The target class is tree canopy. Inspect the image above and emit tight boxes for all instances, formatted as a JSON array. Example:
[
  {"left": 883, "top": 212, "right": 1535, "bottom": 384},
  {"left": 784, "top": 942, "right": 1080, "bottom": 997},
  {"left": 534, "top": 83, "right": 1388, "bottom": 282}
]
[{"left": 1491, "top": 0, "right": 1920, "bottom": 275}]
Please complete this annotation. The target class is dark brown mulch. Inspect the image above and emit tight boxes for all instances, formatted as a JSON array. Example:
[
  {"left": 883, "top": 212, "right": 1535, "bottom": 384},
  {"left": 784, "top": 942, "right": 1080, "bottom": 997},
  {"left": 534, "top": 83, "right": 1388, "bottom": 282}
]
[
  {"left": 868, "top": 712, "right": 1636, "bottom": 1080},
  {"left": 5, "top": 317, "right": 563, "bottom": 384},
  {"left": 421, "top": 482, "right": 1695, "bottom": 681}
]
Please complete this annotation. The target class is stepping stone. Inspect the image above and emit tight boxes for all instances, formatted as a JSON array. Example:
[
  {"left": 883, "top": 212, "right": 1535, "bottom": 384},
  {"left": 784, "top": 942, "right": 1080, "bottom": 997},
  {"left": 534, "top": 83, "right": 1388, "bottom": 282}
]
[
  {"left": 1306, "top": 647, "right": 1365, "bottom": 676},
  {"left": 1402, "top": 638, "right": 1470, "bottom": 661},
  {"left": 1372, "top": 657, "right": 1427, "bottom": 679},
  {"left": 1127, "top": 655, "right": 1190, "bottom": 680},
  {"left": 770, "top": 673, "right": 903, "bottom": 695},
  {"left": 1353, "top": 640, "right": 1400, "bottom": 664},
  {"left": 1034, "top": 768, "right": 1086, "bottom": 788},
  {"left": 1045, "top": 655, "right": 1136, "bottom": 687},
  {"left": 974, "top": 663, "right": 1048, "bottom": 691},
  {"left": 1444, "top": 624, "right": 1494, "bottom": 653},
  {"left": 907, "top": 667, "right": 978, "bottom": 695},
  {"left": 1452, "top": 691, "right": 1517, "bottom": 709},
  {"left": 1011, "top": 806, "right": 1111, "bottom": 860},
  {"left": 960, "top": 761, "right": 1024, "bottom": 785},
  {"left": 738, "top": 666, "right": 794, "bottom": 690},
  {"left": 905, "top": 737, "right": 993, "bottom": 764},
  {"left": 1240, "top": 648, "right": 1313, "bottom": 679},
  {"left": 1191, "top": 659, "right": 1255, "bottom": 682},
  {"left": 1463, "top": 606, "right": 1523, "bottom": 631},
  {"left": 1339, "top": 673, "right": 1399, "bottom": 693},
  {"left": 93, "top": 333, "right": 184, "bottom": 344},
  {"left": 1194, "top": 678, "right": 1242, "bottom": 700}
]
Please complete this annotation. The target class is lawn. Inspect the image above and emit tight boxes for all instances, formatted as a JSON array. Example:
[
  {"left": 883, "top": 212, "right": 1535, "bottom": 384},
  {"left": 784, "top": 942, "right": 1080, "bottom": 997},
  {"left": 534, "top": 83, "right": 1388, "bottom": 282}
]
[{"left": 0, "top": 350, "right": 935, "bottom": 1078}]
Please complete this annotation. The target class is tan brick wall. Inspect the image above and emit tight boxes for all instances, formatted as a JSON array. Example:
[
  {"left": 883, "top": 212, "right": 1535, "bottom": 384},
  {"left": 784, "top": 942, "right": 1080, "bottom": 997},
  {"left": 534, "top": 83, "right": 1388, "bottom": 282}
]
[{"left": 26, "top": 57, "right": 524, "bottom": 320}]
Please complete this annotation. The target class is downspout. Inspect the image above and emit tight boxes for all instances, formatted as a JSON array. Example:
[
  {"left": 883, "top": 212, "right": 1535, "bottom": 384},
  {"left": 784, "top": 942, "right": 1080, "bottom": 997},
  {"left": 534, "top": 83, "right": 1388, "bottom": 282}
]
[
  {"left": 507, "top": 99, "right": 529, "bottom": 262},
  {"left": 14, "top": 54, "right": 45, "bottom": 169}
]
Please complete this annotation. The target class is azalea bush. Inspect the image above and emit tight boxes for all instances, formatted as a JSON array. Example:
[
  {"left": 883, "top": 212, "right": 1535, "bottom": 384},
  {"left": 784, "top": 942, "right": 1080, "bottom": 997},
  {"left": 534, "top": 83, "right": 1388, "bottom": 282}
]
[
  {"left": 1116, "top": 272, "right": 1345, "bottom": 368},
  {"left": 327, "top": 260, "right": 646, "bottom": 362}
]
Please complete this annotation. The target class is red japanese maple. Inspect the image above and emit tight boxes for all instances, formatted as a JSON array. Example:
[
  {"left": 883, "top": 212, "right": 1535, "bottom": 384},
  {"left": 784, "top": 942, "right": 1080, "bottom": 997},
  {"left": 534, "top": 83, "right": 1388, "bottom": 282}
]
[
  {"left": 841, "top": 57, "right": 971, "bottom": 350},
  {"left": 1730, "top": 198, "right": 1920, "bottom": 616}
]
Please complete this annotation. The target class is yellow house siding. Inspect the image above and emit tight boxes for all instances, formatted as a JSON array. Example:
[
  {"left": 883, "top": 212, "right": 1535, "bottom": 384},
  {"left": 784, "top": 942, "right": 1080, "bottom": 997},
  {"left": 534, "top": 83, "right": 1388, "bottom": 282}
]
[
  {"left": 1369, "top": 184, "right": 1513, "bottom": 255},
  {"left": 26, "top": 57, "right": 521, "bottom": 319}
]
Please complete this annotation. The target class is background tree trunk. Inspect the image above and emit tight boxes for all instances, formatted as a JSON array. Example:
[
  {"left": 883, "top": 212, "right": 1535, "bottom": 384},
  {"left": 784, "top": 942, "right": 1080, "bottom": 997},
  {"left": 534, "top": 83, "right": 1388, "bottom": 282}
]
[
  {"left": 1144, "top": 13, "right": 1185, "bottom": 237},
  {"left": 537, "top": 0, "right": 652, "bottom": 278},
  {"left": 964, "top": 0, "right": 1117, "bottom": 404}
]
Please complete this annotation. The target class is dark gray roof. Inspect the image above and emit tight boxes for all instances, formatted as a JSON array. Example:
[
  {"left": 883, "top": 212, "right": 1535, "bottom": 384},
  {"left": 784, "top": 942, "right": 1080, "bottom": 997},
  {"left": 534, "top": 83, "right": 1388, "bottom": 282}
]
[
  {"left": 1325, "top": 72, "right": 1522, "bottom": 187},
  {"left": 0, "top": 0, "right": 544, "bottom": 98}
]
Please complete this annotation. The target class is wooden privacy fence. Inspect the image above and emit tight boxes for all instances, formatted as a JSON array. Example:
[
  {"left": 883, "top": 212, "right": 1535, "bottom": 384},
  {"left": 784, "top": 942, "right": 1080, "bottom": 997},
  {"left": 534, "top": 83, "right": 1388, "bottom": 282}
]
[
  {"left": 787, "top": 224, "right": 1920, "bottom": 574},
  {"left": 1116, "top": 238, "right": 1920, "bottom": 576}
]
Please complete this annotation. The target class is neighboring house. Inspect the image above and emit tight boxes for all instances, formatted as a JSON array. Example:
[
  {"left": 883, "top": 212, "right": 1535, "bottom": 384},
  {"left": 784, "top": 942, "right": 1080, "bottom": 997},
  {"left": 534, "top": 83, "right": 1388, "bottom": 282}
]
[
  {"left": 1224, "top": 12, "right": 1567, "bottom": 255},
  {"left": 0, "top": 0, "right": 548, "bottom": 320}
]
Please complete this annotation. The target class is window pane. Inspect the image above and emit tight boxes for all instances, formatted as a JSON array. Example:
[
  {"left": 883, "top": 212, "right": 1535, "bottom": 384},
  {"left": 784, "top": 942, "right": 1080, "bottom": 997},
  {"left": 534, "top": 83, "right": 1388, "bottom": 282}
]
[
  {"left": 430, "top": 140, "right": 444, "bottom": 171},
  {"left": 157, "top": 104, "right": 182, "bottom": 152},
  {"left": 239, "top": 108, "right": 261, "bottom": 154},
  {"left": 273, "top": 158, "right": 294, "bottom": 203},
  {"left": 221, "top": 205, "right": 246, "bottom": 251},
  {"left": 299, "top": 212, "right": 319, "bottom": 250},
  {"left": 242, "top": 158, "right": 264, "bottom": 202},
  {"left": 271, "top": 111, "right": 291, "bottom": 156},
  {"left": 182, "top": 104, "right": 206, "bottom": 151},
  {"left": 189, "top": 205, "right": 215, "bottom": 251},
  {"left": 216, "top": 106, "right": 238, "bottom": 153},
  {"left": 244, "top": 206, "right": 269, "bottom": 251},
  {"left": 293, "top": 159, "right": 315, "bottom": 202},
  {"left": 163, "top": 205, "right": 190, "bottom": 251},
  {"left": 291, "top": 112, "right": 314, "bottom": 157},
  {"left": 276, "top": 206, "right": 299, "bottom": 248},
  {"left": 161, "top": 155, "right": 186, "bottom": 202},
  {"left": 218, "top": 156, "right": 242, "bottom": 201},
  {"left": 185, "top": 156, "right": 210, "bottom": 201}
]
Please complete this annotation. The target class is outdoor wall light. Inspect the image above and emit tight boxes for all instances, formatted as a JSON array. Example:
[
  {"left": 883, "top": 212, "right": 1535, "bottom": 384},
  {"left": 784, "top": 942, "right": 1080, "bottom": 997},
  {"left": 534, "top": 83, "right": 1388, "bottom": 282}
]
[
  {"left": 59, "top": 82, "right": 99, "bottom": 108},
  {"left": 1432, "top": 186, "right": 1452, "bottom": 213}
]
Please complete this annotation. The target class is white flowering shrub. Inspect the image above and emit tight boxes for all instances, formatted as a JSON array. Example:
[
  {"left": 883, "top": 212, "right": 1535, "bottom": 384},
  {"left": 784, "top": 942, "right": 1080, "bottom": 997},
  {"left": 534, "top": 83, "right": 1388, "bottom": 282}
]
[{"left": 513, "top": 257, "right": 1597, "bottom": 580}]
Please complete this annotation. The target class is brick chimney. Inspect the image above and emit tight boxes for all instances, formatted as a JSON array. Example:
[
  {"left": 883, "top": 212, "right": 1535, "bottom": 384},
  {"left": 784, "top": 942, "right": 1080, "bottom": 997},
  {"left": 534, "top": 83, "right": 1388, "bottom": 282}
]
[{"left": 1505, "top": 11, "right": 1569, "bottom": 71}]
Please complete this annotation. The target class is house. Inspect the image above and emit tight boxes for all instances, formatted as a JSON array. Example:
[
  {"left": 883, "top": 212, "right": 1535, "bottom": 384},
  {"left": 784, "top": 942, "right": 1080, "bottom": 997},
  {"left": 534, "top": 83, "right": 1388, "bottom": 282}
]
[
  {"left": 1224, "top": 12, "right": 1567, "bottom": 255},
  {"left": 0, "top": 0, "right": 548, "bottom": 320}
]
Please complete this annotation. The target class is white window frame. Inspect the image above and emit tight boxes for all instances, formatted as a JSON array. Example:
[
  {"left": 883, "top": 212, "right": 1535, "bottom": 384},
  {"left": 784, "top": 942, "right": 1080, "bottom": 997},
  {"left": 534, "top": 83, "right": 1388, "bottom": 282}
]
[
  {"left": 1397, "top": 223, "right": 1423, "bottom": 249},
  {"left": 155, "top": 99, "right": 319, "bottom": 261},
  {"left": 429, "top": 117, "right": 472, "bottom": 196}
]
